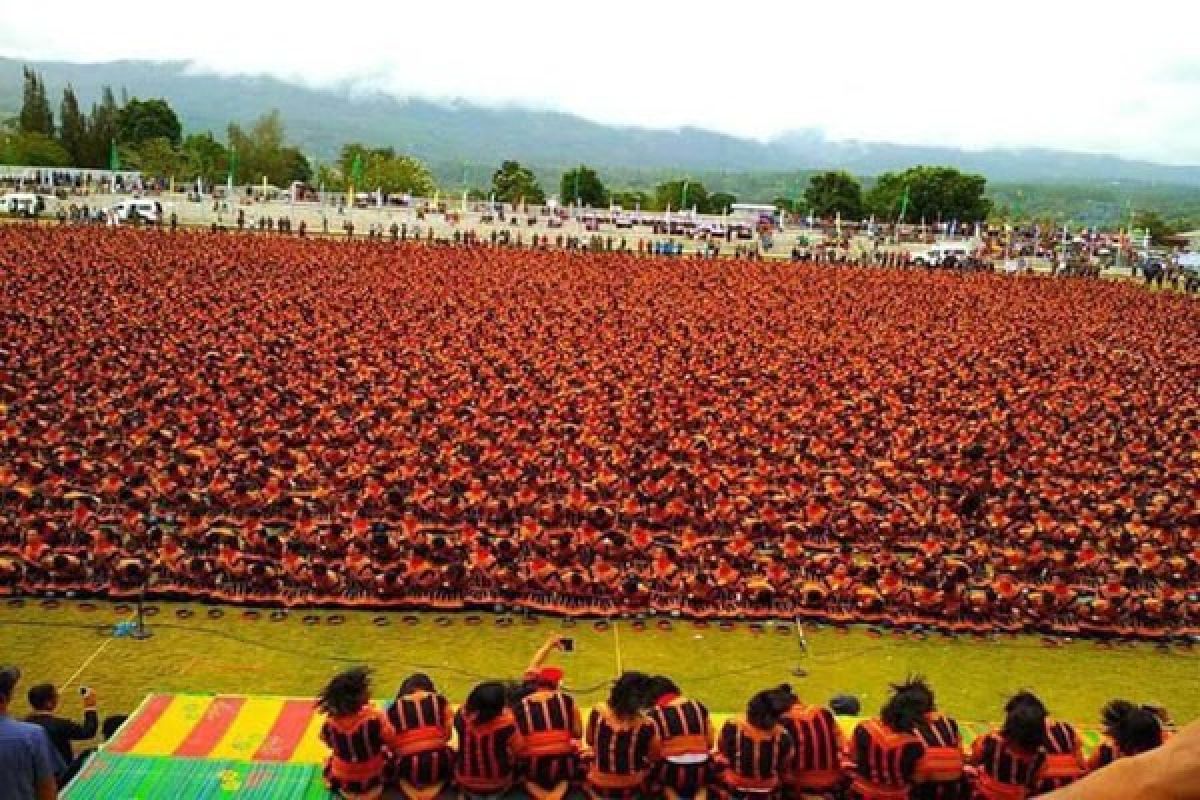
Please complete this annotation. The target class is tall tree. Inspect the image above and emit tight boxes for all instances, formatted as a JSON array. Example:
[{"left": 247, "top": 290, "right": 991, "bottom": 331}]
[
  {"left": 83, "top": 87, "right": 121, "bottom": 168},
  {"left": 58, "top": 85, "right": 88, "bottom": 165},
  {"left": 116, "top": 98, "right": 182, "bottom": 147},
  {"left": 18, "top": 67, "right": 54, "bottom": 135},
  {"left": 227, "top": 110, "right": 288, "bottom": 185},
  {"left": 125, "top": 137, "right": 185, "bottom": 179},
  {"left": 5, "top": 133, "right": 70, "bottom": 167},
  {"left": 491, "top": 160, "right": 545, "bottom": 205},
  {"left": 560, "top": 165, "right": 608, "bottom": 208},
  {"left": 865, "top": 165, "right": 992, "bottom": 223},
  {"left": 803, "top": 170, "right": 863, "bottom": 219}
]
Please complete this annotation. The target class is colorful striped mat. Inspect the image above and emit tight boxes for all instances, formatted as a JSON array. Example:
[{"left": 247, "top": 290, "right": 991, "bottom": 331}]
[
  {"left": 64, "top": 751, "right": 328, "bottom": 799},
  {"left": 102, "top": 693, "right": 1104, "bottom": 765}
]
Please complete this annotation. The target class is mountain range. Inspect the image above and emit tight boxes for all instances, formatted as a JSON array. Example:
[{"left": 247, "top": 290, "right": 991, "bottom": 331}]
[{"left": 4, "top": 57, "right": 1200, "bottom": 186}]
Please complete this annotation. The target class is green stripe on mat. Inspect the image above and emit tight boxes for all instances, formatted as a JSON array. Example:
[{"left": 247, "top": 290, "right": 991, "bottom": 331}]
[{"left": 65, "top": 752, "right": 332, "bottom": 800}]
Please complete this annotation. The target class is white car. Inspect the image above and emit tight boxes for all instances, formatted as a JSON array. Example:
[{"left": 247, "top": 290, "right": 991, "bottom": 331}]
[
  {"left": 913, "top": 242, "right": 973, "bottom": 266},
  {"left": 2, "top": 192, "right": 50, "bottom": 217},
  {"left": 112, "top": 198, "right": 164, "bottom": 224}
]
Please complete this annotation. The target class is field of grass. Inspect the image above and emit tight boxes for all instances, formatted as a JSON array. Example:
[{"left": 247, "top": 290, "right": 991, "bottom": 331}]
[{"left": 2, "top": 600, "right": 1196, "bottom": 729}]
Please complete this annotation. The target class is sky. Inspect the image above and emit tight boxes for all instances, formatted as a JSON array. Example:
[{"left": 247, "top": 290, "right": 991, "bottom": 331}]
[{"left": 2, "top": 0, "right": 1199, "bottom": 164}]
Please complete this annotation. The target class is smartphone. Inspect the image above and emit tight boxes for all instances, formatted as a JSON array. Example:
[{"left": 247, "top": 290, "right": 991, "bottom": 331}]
[
  {"left": 79, "top": 686, "right": 90, "bottom": 696},
  {"left": 559, "top": 638, "right": 575, "bottom": 653}
]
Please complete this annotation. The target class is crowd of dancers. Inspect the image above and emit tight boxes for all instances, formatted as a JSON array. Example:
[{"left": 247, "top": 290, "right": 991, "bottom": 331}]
[{"left": 0, "top": 227, "right": 1197, "bottom": 639}]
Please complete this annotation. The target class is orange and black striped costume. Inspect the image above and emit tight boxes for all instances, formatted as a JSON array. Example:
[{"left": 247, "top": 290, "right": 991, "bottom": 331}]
[
  {"left": 778, "top": 702, "right": 844, "bottom": 794},
  {"left": 1032, "top": 719, "right": 1084, "bottom": 793},
  {"left": 847, "top": 719, "right": 923, "bottom": 800},
  {"left": 646, "top": 695, "right": 713, "bottom": 797},
  {"left": 384, "top": 689, "right": 453, "bottom": 790},
  {"left": 584, "top": 703, "right": 661, "bottom": 799},
  {"left": 715, "top": 717, "right": 793, "bottom": 799},
  {"left": 319, "top": 705, "right": 392, "bottom": 796},
  {"left": 453, "top": 707, "right": 524, "bottom": 795},
  {"left": 911, "top": 712, "right": 966, "bottom": 800},
  {"left": 969, "top": 732, "right": 1045, "bottom": 800},
  {"left": 513, "top": 688, "right": 583, "bottom": 798}
]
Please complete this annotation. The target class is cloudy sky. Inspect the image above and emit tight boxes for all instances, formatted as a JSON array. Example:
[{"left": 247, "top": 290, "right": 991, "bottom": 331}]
[{"left": 3, "top": 0, "right": 1199, "bottom": 164}]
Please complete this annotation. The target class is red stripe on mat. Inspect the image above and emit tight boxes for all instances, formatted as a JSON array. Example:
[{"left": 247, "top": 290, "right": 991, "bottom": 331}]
[
  {"left": 107, "top": 694, "right": 174, "bottom": 753},
  {"left": 252, "top": 699, "right": 317, "bottom": 762},
  {"left": 172, "top": 696, "right": 247, "bottom": 758}
]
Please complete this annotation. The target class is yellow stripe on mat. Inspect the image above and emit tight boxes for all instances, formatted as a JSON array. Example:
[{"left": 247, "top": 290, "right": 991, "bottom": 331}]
[
  {"left": 288, "top": 706, "right": 332, "bottom": 764},
  {"left": 128, "top": 695, "right": 215, "bottom": 756},
  {"left": 208, "top": 696, "right": 287, "bottom": 760}
]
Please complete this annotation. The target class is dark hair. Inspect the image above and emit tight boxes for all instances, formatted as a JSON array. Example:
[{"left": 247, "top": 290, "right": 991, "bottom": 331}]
[
  {"left": 1002, "top": 695, "right": 1047, "bottom": 751},
  {"left": 646, "top": 675, "right": 680, "bottom": 701},
  {"left": 317, "top": 667, "right": 371, "bottom": 717},
  {"left": 746, "top": 684, "right": 796, "bottom": 731},
  {"left": 1102, "top": 700, "right": 1163, "bottom": 756},
  {"left": 880, "top": 686, "right": 926, "bottom": 733},
  {"left": 27, "top": 683, "right": 57, "bottom": 711},
  {"left": 465, "top": 681, "right": 508, "bottom": 725},
  {"left": 1005, "top": 690, "right": 1047, "bottom": 717},
  {"left": 892, "top": 675, "right": 935, "bottom": 714},
  {"left": 400, "top": 672, "right": 435, "bottom": 695},
  {"left": 609, "top": 672, "right": 650, "bottom": 721}
]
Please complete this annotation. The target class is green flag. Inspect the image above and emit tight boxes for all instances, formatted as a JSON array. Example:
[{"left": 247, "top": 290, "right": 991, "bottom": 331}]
[
  {"left": 897, "top": 185, "right": 909, "bottom": 223},
  {"left": 351, "top": 152, "right": 364, "bottom": 188},
  {"left": 108, "top": 139, "right": 120, "bottom": 171}
]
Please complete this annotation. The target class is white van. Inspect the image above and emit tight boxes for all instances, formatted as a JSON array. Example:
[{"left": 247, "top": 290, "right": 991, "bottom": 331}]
[
  {"left": 913, "top": 241, "right": 973, "bottom": 266},
  {"left": 112, "top": 198, "right": 163, "bottom": 224},
  {"left": 2, "top": 192, "right": 49, "bottom": 217}
]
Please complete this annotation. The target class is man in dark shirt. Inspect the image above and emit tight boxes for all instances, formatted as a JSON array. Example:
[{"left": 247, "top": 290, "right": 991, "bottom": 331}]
[
  {"left": 25, "top": 684, "right": 98, "bottom": 785},
  {"left": 0, "top": 665, "right": 61, "bottom": 800}
]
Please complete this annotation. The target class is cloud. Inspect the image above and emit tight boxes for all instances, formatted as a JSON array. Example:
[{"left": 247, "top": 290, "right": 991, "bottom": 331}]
[{"left": 2, "top": 0, "right": 1199, "bottom": 164}]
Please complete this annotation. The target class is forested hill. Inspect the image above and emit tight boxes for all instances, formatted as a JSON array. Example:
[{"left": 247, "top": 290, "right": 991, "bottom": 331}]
[{"left": 4, "top": 56, "right": 1200, "bottom": 186}]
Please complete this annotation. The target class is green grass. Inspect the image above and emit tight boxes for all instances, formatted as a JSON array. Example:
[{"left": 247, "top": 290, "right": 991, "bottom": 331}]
[{"left": 2, "top": 601, "right": 1196, "bottom": 729}]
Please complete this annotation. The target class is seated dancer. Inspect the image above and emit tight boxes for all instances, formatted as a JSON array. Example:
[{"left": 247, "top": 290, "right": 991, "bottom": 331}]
[
  {"left": 453, "top": 681, "right": 524, "bottom": 798},
  {"left": 1087, "top": 700, "right": 1166, "bottom": 771},
  {"left": 713, "top": 686, "right": 794, "bottom": 800},
  {"left": 317, "top": 667, "right": 393, "bottom": 800},
  {"left": 513, "top": 636, "right": 583, "bottom": 800},
  {"left": 645, "top": 675, "right": 714, "bottom": 800},
  {"left": 583, "top": 672, "right": 660, "bottom": 800}
]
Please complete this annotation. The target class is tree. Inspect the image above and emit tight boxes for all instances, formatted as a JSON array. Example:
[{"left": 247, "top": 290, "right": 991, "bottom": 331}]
[
  {"left": 491, "top": 160, "right": 545, "bottom": 205},
  {"left": 58, "top": 85, "right": 88, "bottom": 166},
  {"left": 865, "top": 165, "right": 992, "bottom": 223},
  {"left": 705, "top": 191, "right": 737, "bottom": 215},
  {"left": 181, "top": 132, "right": 229, "bottom": 186},
  {"left": 609, "top": 189, "right": 651, "bottom": 211},
  {"left": 82, "top": 87, "right": 121, "bottom": 168},
  {"left": 124, "top": 137, "right": 186, "bottom": 180},
  {"left": 335, "top": 143, "right": 436, "bottom": 195},
  {"left": 560, "top": 165, "right": 608, "bottom": 208},
  {"left": 280, "top": 147, "right": 312, "bottom": 184},
  {"left": 655, "top": 180, "right": 708, "bottom": 212},
  {"left": 117, "top": 98, "right": 182, "bottom": 148},
  {"left": 4, "top": 132, "right": 69, "bottom": 167},
  {"left": 803, "top": 170, "right": 863, "bottom": 219},
  {"left": 1132, "top": 211, "right": 1176, "bottom": 246},
  {"left": 18, "top": 67, "right": 54, "bottom": 136},
  {"left": 228, "top": 111, "right": 296, "bottom": 186}
]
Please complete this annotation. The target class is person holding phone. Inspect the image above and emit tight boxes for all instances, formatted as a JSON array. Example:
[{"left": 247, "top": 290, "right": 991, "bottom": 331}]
[{"left": 25, "top": 683, "right": 98, "bottom": 786}]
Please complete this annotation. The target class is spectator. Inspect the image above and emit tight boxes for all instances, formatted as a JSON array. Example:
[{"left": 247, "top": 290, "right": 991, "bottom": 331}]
[
  {"left": 0, "top": 666, "right": 61, "bottom": 800},
  {"left": 513, "top": 636, "right": 581, "bottom": 800},
  {"left": 969, "top": 692, "right": 1048, "bottom": 800},
  {"left": 584, "top": 671, "right": 659, "bottom": 798},
  {"left": 316, "top": 667, "right": 391, "bottom": 800},
  {"left": 847, "top": 683, "right": 925, "bottom": 800},
  {"left": 453, "top": 681, "right": 524, "bottom": 797},
  {"left": 24, "top": 683, "right": 98, "bottom": 785},
  {"left": 1040, "top": 718, "right": 1200, "bottom": 800},
  {"left": 384, "top": 673, "right": 453, "bottom": 799},
  {"left": 902, "top": 676, "right": 968, "bottom": 800},
  {"left": 714, "top": 685, "right": 794, "bottom": 800},
  {"left": 1087, "top": 700, "right": 1165, "bottom": 771},
  {"left": 779, "top": 687, "right": 845, "bottom": 797},
  {"left": 645, "top": 675, "right": 713, "bottom": 800}
]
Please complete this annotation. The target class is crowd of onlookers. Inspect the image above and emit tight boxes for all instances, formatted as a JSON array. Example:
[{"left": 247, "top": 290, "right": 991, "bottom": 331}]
[
  {"left": 308, "top": 635, "right": 1188, "bottom": 800},
  {"left": 1, "top": 227, "right": 1197, "bottom": 643}
]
